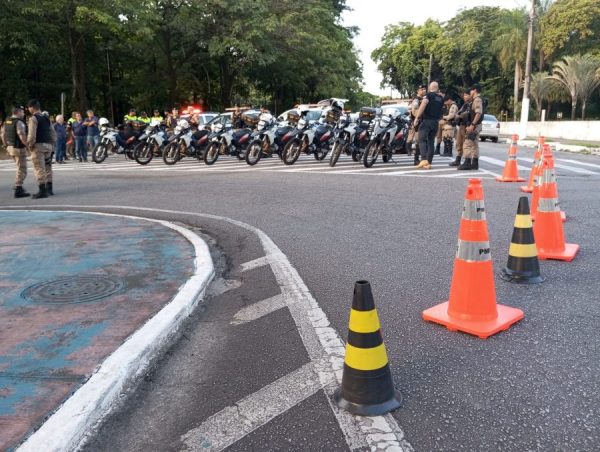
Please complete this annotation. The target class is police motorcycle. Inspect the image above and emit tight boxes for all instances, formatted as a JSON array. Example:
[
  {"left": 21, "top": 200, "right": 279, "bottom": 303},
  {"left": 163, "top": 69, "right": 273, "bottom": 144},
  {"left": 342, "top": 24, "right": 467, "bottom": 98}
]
[
  {"left": 133, "top": 119, "right": 169, "bottom": 165},
  {"left": 204, "top": 112, "right": 256, "bottom": 165},
  {"left": 349, "top": 107, "right": 378, "bottom": 163},
  {"left": 281, "top": 104, "right": 340, "bottom": 165},
  {"left": 328, "top": 113, "right": 356, "bottom": 167},
  {"left": 245, "top": 112, "right": 279, "bottom": 166},
  {"left": 162, "top": 119, "right": 203, "bottom": 165},
  {"left": 92, "top": 118, "right": 139, "bottom": 163},
  {"left": 362, "top": 110, "right": 402, "bottom": 168},
  {"left": 387, "top": 111, "right": 411, "bottom": 154}
]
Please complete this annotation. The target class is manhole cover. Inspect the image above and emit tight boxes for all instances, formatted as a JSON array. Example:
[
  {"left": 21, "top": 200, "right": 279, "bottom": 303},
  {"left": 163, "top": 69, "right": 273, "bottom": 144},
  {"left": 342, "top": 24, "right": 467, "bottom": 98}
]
[{"left": 21, "top": 276, "right": 125, "bottom": 304}]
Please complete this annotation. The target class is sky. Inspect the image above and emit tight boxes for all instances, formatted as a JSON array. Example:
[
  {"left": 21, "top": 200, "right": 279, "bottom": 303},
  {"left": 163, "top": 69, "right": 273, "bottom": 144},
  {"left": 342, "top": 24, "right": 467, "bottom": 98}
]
[{"left": 342, "top": 0, "right": 529, "bottom": 96}]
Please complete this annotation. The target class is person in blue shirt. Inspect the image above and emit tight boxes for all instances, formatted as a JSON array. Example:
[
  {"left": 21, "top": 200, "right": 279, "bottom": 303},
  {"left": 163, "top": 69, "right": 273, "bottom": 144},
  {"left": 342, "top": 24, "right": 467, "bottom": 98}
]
[
  {"left": 84, "top": 110, "right": 100, "bottom": 154},
  {"left": 53, "top": 115, "right": 67, "bottom": 163},
  {"left": 71, "top": 112, "right": 87, "bottom": 162}
]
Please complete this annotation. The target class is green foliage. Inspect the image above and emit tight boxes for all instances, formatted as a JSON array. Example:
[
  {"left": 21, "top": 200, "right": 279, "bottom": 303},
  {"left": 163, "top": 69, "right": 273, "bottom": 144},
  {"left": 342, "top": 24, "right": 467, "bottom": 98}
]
[{"left": 0, "top": 0, "right": 361, "bottom": 119}]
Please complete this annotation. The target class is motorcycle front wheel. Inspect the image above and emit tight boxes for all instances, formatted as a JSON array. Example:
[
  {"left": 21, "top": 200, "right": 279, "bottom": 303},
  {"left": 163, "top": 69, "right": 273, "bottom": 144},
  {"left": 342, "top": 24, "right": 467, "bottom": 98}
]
[
  {"left": 314, "top": 146, "right": 328, "bottom": 161},
  {"left": 363, "top": 140, "right": 380, "bottom": 168},
  {"left": 92, "top": 143, "right": 109, "bottom": 163},
  {"left": 351, "top": 147, "right": 363, "bottom": 162},
  {"left": 329, "top": 142, "right": 344, "bottom": 167},
  {"left": 162, "top": 142, "right": 180, "bottom": 165},
  {"left": 134, "top": 141, "right": 153, "bottom": 165},
  {"left": 245, "top": 141, "right": 263, "bottom": 166},
  {"left": 204, "top": 143, "right": 220, "bottom": 165},
  {"left": 282, "top": 139, "right": 302, "bottom": 165}
]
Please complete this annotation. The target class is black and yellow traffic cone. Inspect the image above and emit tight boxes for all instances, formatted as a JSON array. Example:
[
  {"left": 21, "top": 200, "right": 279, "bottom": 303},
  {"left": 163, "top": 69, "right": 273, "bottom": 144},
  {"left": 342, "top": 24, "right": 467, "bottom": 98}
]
[
  {"left": 501, "top": 197, "right": 545, "bottom": 284},
  {"left": 334, "top": 280, "right": 402, "bottom": 416}
]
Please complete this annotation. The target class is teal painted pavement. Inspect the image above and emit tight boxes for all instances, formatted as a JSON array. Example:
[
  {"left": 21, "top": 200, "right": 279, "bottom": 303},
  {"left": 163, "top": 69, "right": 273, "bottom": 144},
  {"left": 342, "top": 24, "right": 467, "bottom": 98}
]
[{"left": 0, "top": 211, "right": 195, "bottom": 450}]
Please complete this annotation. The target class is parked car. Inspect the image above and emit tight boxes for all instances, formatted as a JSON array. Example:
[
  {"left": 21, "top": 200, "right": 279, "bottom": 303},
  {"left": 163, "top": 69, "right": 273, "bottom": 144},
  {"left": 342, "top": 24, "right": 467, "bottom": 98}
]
[{"left": 480, "top": 114, "right": 500, "bottom": 142}]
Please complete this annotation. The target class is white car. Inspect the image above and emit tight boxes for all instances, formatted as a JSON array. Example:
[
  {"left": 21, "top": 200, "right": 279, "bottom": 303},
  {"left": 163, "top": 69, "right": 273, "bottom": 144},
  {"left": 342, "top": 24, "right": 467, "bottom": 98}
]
[{"left": 480, "top": 114, "right": 500, "bottom": 142}]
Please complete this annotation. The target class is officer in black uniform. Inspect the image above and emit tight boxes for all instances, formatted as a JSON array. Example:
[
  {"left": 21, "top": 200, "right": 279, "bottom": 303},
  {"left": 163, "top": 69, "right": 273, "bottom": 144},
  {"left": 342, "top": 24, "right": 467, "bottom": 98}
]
[{"left": 413, "top": 81, "right": 444, "bottom": 169}]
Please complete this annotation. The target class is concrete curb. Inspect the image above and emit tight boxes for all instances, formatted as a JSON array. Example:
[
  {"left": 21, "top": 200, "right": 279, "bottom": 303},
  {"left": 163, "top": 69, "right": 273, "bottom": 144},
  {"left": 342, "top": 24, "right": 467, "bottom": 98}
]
[{"left": 9, "top": 210, "right": 215, "bottom": 452}]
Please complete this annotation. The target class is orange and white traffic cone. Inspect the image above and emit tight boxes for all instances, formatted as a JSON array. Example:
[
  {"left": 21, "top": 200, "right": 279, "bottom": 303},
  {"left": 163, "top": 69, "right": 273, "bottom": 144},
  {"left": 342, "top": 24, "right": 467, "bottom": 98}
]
[
  {"left": 422, "top": 178, "right": 524, "bottom": 339},
  {"left": 533, "top": 154, "right": 579, "bottom": 261},
  {"left": 496, "top": 134, "right": 525, "bottom": 182},
  {"left": 531, "top": 145, "right": 566, "bottom": 222},
  {"left": 520, "top": 136, "right": 545, "bottom": 193}
]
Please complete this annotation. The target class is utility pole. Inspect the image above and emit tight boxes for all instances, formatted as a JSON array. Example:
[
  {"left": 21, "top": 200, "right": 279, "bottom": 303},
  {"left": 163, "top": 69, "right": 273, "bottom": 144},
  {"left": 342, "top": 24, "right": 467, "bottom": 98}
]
[
  {"left": 519, "top": 0, "right": 536, "bottom": 140},
  {"left": 427, "top": 53, "right": 433, "bottom": 86}
]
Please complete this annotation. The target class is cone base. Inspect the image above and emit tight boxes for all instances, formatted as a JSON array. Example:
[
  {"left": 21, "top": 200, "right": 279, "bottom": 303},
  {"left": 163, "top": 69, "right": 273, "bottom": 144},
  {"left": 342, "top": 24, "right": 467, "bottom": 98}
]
[
  {"left": 520, "top": 185, "right": 533, "bottom": 193},
  {"left": 496, "top": 176, "right": 526, "bottom": 183},
  {"left": 334, "top": 388, "right": 402, "bottom": 416},
  {"left": 537, "top": 243, "right": 579, "bottom": 262},
  {"left": 532, "top": 211, "right": 567, "bottom": 222},
  {"left": 422, "top": 301, "right": 524, "bottom": 339},
  {"left": 500, "top": 268, "right": 546, "bottom": 284}
]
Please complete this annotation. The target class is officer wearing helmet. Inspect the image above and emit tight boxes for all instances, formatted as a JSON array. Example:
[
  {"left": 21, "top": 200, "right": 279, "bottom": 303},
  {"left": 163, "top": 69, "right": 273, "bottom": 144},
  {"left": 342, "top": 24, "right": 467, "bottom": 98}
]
[{"left": 1, "top": 106, "right": 30, "bottom": 198}]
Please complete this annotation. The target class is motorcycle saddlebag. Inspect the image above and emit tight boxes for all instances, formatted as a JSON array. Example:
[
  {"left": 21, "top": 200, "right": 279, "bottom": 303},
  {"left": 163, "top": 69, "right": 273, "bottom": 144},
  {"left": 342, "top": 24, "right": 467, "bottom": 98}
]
[
  {"left": 359, "top": 107, "right": 377, "bottom": 122},
  {"left": 287, "top": 111, "right": 301, "bottom": 125}
]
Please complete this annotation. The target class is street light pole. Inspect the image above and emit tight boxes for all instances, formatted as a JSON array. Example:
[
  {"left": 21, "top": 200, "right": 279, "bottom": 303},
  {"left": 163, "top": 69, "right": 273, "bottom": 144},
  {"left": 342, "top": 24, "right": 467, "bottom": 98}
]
[
  {"left": 519, "top": 0, "right": 536, "bottom": 140},
  {"left": 427, "top": 53, "right": 432, "bottom": 86}
]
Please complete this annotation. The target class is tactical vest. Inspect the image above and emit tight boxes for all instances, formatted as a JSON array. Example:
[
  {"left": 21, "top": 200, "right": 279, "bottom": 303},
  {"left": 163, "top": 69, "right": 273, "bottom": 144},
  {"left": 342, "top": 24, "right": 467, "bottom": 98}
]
[
  {"left": 34, "top": 113, "right": 52, "bottom": 143},
  {"left": 3, "top": 117, "right": 26, "bottom": 148},
  {"left": 469, "top": 95, "right": 483, "bottom": 125},
  {"left": 442, "top": 103, "right": 449, "bottom": 118},
  {"left": 410, "top": 96, "right": 422, "bottom": 120}
]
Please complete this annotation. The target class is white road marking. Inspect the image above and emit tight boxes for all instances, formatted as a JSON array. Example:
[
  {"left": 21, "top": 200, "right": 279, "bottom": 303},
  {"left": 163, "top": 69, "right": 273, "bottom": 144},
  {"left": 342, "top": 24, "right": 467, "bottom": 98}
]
[
  {"left": 557, "top": 158, "right": 600, "bottom": 169},
  {"left": 231, "top": 294, "right": 287, "bottom": 325},
  {"left": 8, "top": 209, "right": 214, "bottom": 452},
  {"left": 517, "top": 157, "right": 598, "bottom": 175},
  {"left": 240, "top": 255, "right": 276, "bottom": 272},
  {"left": 479, "top": 155, "right": 529, "bottom": 171},
  {"left": 181, "top": 360, "right": 330, "bottom": 451},
  {"left": 6, "top": 205, "right": 413, "bottom": 452}
]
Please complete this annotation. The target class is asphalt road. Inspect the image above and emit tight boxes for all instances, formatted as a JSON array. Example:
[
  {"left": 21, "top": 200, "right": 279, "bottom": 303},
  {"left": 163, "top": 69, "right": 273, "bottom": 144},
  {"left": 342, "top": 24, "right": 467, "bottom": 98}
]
[{"left": 1, "top": 141, "right": 599, "bottom": 451}]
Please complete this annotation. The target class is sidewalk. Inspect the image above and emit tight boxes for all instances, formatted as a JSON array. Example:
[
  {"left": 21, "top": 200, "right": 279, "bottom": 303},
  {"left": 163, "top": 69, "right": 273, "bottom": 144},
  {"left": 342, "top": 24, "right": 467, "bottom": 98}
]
[{"left": 0, "top": 210, "right": 207, "bottom": 451}]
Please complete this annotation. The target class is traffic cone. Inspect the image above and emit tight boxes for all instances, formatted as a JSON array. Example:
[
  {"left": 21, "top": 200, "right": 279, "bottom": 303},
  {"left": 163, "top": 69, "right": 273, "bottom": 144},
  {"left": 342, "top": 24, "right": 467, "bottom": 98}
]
[
  {"left": 520, "top": 136, "right": 544, "bottom": 193},
  {"left": 496, "top": 134, "right": 525, "bottom": 182},
  {"left": 531, "top": 145, "right": 566, "bottom": 222},
  {"left": 501, "top": 197, "right": 545, "bottom": 284},
  {"left": 422, "top": 178, "right": 524, "bottom": 339},
  {"left": 334, "top": 280, "right": 402, "bottom": 416},
  {"left": 533, "top": 155, "right": 579, "bottom": 261}
]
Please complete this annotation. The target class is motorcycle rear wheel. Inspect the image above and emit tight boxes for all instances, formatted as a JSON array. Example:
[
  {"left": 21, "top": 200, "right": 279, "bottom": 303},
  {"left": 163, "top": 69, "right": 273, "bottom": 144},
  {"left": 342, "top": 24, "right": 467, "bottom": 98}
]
[
  {"left": 314, "top": 147, "right": 328, "bottom": 161},
  {"left": 282, "top": 139, "right": 301, "bottom": 165},
  {"left": 351, "top": 148, "right": 363, "bottom": 162},
  {"left": 245, "top": 141, "right": 263, "bottom": 166},
  {"left": 363, "top": 141, "right": 380, "bottom": 168},
  {"left": 92, "top": 143, "right": 109, "bottom": 163},
  {"left": 204, "top": 143, "right": 220, "bottom": 165},
  {"left": 134, "top": 141, "right": 154, "bottom": 165},
  {"left": 163, "top": 142, "right": 180, "bottom": 165}
]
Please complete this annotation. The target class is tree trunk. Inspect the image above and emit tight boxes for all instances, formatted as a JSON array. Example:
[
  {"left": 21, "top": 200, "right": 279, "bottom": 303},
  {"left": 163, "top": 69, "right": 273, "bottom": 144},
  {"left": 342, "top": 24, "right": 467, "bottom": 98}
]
[
  {"left": 581, "top": 99, "right": 587, "bottom": 120},
  {"left": 538, "top": 49, "right": 545, "bottom": 71},
  {"left": 513, "top": 60, "right": 520, "bottom": 121},
  {"left": 162, "top": 31, "right": 178, "bottom": 107},
  {"left": 219, "top": 57, "right": 233, "bottom": 108},
  {"left": 571, "top": 98, "right": 577, "bottom": 120},
  {"left": 67, "top": 26, "right": 87, "bottom": 112}
]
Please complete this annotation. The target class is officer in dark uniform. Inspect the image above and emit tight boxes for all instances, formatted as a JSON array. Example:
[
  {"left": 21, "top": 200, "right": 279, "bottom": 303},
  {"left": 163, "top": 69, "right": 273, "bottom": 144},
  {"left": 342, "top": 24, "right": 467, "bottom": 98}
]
[
  {"left": 413, "top": 81, "right": 444, "bottom": 169},
  {"left": 26, "top": 99, "right": 56, "bottom": 198},
  {"left": 0, "top": 106, "right": 30, "bottom": 197}
]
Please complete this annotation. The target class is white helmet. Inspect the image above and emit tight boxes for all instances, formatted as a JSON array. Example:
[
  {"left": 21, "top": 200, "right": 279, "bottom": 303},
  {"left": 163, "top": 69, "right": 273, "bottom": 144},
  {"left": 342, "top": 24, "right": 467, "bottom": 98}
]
[
  {"left": 177, "top": 119, "right": 189, "bottom": 128},
  {"left": 150, "top": 119, "right": 161, "bottom": 127},
  {"left": 99, "top": 117, "right": 110, "bottom": 127}
]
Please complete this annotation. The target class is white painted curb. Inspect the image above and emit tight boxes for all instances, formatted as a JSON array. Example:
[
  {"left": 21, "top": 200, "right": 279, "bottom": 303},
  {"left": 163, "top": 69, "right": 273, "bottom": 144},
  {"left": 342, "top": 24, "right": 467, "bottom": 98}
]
[{"left": 4, "top": 210, "right": 215, "bottom": 452}]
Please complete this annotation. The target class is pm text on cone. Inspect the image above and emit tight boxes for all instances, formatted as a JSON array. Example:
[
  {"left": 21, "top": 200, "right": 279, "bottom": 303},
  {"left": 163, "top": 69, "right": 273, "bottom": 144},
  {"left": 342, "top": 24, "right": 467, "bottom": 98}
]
[
  {"left": 422, "top": 178, "right": 524, "bottom": 339},
  {"left": 334, "top": 281, "right": 401, "bottom": 416}
]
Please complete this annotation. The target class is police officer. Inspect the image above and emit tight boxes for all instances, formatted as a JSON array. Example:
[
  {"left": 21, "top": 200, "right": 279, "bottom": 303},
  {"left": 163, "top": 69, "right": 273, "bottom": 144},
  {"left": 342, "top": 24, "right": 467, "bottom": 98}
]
[
  {"left": 414, "top": 81, "right": 444, "bottom": 169},
  {"left": 408, "top": 84, "right": 426, "bottom": 165},
  {"left": 1, "top": 107, "right": 30, "bottom": 198},
  {"left": 434, "top": 90, "right": 445, "bottom": 155},
  {"left": 458, "top": 84, "right": 483, "bottom": 171},
  {"left": 124, "top": 108, "right": 138, "bottom": 122},
  {"left": 441, "top": 95, "right": 458, "bottom": 157},
  {"left": 449, "top": 90, "right": 472, "bottom": 167},
  {"left": 26, "top": 99, "right": 56, "bottom": 198},
  {"left": 151, "top": 109, "right": 164, "bottom": 123}
]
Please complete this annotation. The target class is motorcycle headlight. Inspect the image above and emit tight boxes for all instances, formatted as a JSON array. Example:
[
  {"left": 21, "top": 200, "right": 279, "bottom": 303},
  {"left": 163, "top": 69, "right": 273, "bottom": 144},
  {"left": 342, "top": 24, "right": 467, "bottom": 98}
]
[
  {"left": 175, "top": 126, "right": 182, "bottom": 134},
  {"left": 298, "top": 118, "right": 307, "bottom": 129},
  {"left": 380, "top": 116, "right": 391, "bottom": 127}
]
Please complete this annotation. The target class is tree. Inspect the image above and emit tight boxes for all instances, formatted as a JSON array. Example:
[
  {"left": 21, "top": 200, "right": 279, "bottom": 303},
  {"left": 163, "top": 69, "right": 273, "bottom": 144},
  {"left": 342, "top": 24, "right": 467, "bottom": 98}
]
[
  {"left": 492, "top": 8, "right": 528, "bottom": 120},
  {"left": 540, "top": 0, "right": 600, "bottom": 60},
  {"left": 550, "top": 54, "right": 600, "bottom": 120},
  {"left": 528, "top": 72, "right": 566, "bottom": 119}
]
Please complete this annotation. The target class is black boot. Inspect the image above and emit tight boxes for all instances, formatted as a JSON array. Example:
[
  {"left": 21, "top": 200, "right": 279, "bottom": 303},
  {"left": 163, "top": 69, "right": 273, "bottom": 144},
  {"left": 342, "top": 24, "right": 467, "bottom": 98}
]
[
  {"left": 472, "top": 157, "right": 479, "bottom": 170},
  {"left": 14, "top": 186, "right": 31, "bottom": 198},
  {"left": 46, "top": 182, "right": 54, "bottom": 196},
  {"left": 442, "top": 139, "right": 453, "bottom": 157},
  {"left": 449, "top": 156, "right": 461, "bottom": 167},
  {"left": 434, "top": 142, "right": 441, "bottom": 155},
  {"left": 457, "top": 158, "right": 473, "bottom": 170},
  {"left": 32, "top": 184, "right": 48, "bottom": 199}
]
